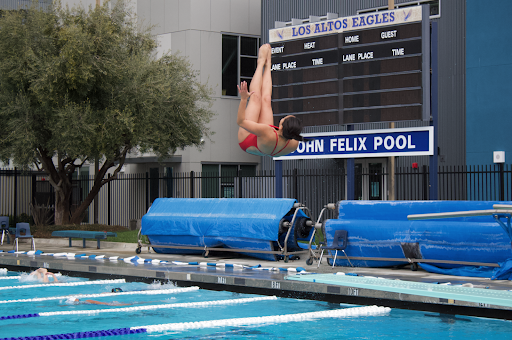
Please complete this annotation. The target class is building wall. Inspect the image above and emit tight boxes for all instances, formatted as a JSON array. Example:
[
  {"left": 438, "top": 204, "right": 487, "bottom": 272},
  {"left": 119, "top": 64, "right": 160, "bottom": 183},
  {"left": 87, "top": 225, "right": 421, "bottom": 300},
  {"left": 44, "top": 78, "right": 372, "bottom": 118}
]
[
  {"left": 130, "top": 0, "right": 262, "bottom": 174},
  {"left": 466, "top": 0, "right": 512, "bottom": 166},
  {"left": 0, "top": 0, "right": 52, "bottom": 10}
]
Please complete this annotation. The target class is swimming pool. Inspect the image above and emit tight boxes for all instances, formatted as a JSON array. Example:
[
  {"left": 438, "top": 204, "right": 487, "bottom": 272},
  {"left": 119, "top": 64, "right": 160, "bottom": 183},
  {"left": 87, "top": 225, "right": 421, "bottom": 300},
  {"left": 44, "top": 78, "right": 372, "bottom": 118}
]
[{"left": 1, "top": 269, "right": 512, "bottom": 339}]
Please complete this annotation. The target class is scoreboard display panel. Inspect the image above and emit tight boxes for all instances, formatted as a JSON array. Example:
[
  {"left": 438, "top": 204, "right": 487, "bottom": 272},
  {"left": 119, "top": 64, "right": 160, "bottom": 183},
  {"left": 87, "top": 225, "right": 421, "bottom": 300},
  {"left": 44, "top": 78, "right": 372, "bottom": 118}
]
[
  {"left": 269, "top": 5, "right": 430, "bottom": 126},
  {"left": 271, "top": 35, "right": 339, "bottom": 126}
]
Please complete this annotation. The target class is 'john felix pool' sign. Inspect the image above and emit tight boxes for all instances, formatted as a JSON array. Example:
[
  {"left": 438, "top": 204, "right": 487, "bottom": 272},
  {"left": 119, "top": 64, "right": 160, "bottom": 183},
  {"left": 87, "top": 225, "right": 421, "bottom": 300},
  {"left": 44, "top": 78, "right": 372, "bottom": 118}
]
[{"left": 274, "top": 127, "right": 434, "bottom": 160}]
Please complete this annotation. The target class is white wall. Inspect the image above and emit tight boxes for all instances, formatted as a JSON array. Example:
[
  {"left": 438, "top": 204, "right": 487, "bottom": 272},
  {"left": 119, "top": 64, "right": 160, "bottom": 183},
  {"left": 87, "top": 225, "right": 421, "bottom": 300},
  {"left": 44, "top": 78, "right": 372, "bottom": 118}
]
[
  {"left": 63, "top": 0, "right": 97, "bottom": 9},
  {"left": 134, "top": 0, "right": 262, "bottom": 173}
]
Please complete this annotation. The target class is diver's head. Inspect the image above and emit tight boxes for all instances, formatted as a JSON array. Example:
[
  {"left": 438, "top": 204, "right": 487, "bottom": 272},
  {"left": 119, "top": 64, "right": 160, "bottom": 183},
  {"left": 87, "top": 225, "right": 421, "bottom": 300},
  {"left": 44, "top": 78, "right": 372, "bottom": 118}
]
[{"left": 280, "top": 115, "right": 303, "bottom": 141}]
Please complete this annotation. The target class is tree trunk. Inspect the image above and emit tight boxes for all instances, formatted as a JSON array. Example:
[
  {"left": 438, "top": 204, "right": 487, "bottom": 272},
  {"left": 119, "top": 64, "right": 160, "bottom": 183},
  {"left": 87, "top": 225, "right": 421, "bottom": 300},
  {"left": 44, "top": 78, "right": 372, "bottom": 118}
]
[
  {"left": 53, "top": 180, "right": 72, "bottom": 225},
  {"left": 68, "top": 165, "right": 112, "bottom": 224},
  {"left": 69, "top": 183, "right": 102, "bottom": 224}
]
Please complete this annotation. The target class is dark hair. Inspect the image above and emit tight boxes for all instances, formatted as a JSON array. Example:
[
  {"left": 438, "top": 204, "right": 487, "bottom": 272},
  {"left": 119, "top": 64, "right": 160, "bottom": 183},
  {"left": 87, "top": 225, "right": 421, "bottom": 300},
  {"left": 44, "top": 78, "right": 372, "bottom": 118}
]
[
  {"left": 282, "top": 116, "right": 303, "bottom": 142},
  {"left": 112, "top": 288, "right": 123, "bottom": 293}
]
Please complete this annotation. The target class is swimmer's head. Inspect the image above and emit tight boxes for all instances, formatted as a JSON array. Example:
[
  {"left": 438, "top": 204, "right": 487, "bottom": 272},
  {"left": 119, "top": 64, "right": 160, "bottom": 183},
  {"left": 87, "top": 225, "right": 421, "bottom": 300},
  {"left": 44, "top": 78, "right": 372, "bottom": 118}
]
[
  {"left": 112, "top": 287, "right": 123, "bottom": 293},
  {"left": 280, "top": 115, "right": 303, "bottom": 142},
  {"left": 65, "top": 297, "right": 79, "bottom": 304}
]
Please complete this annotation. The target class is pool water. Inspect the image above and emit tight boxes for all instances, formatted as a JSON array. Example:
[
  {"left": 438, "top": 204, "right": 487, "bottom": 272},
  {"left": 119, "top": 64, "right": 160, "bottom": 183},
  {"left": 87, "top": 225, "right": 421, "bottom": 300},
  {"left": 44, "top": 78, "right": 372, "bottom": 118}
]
[{"left": 1, "top": 270, "right": 512, "bottom": 339}]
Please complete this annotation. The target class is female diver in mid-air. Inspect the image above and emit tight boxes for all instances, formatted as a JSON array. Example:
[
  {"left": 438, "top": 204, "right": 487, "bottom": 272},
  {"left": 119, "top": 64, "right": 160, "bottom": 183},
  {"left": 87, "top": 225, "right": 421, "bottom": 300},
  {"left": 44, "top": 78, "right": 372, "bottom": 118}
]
[{"left": 237, "top": 44, "right": 303, "bottom": 157}]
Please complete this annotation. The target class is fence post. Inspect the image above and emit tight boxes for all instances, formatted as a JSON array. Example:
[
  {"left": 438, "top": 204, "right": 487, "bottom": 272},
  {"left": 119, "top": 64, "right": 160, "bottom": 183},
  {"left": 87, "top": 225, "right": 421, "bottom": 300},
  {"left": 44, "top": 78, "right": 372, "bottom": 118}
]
[
  {"left": 500, "top": 163, "right": 505, "bottom": 201},
  {"left": 68, "top": 173, "right": 73, "bottom": 219},
  {"left": 107, "top": 173, "right": 111, "bottom": 226},
  {"left": 31, "top": 173, "right": 36, "bottom": 205},
  {"left": 422, "top": 165, "right": 428, "bottom": 200},
  {"left": 94, "top": 161, "right": 99, "bottom": 224},
  {"left": 166, "top": 167, "right": 173, "bottom": 197},
  {"left": 13, "top": 168, "right": 18, "bottom": 225},
  {"left": 238, "top": 170, "right": 243, "bottom": 198},
  {"left": 190, "top": 171, "right": 195, "bottom": 198},
  {"left": 275, "top": 161, "right": 283, "bottom": 198},
  {"left": 145, "top": 172, "right": 149, "bottom": 212},
  {"left": 293, "top": 168, "right": 298, "bottom": 199}
]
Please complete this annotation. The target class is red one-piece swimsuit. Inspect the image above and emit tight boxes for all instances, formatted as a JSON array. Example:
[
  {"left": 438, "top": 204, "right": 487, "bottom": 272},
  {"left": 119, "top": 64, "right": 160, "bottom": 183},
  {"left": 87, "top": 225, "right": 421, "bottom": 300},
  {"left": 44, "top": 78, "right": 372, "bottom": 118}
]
[{"left": 239, "top": 125, "right": 290, "bottom": 156}]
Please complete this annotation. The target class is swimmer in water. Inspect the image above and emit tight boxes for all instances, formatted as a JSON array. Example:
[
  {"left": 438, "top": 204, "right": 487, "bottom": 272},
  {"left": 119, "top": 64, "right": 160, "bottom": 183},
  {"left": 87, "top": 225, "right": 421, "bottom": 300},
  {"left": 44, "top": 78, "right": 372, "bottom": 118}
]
[
  {"left": 29, "top": 268, "right": 59, "bottom": 283},
  {"left": 67, "top": 298, "right": 132, "bottom": 306},
  {"left": 237, "top": 44, "right": 303, "bottom": 157},
  {"left": 66, "top": 288, "right": 131, "bottom": 306}
]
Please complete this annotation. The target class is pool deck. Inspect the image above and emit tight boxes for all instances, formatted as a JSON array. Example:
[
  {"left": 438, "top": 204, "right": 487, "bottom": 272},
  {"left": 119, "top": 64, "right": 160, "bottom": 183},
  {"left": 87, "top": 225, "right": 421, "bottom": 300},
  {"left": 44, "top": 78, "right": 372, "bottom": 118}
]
[{"left": 1, "top": 238, "right": 512, "bottom": 320}]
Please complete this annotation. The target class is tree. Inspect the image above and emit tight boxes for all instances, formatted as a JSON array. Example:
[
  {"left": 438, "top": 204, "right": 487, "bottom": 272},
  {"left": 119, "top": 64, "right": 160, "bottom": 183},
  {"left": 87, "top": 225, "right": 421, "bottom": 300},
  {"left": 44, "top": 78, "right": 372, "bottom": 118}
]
[{"left": 0, "top": 1, "right": 214, "bottom": 225}]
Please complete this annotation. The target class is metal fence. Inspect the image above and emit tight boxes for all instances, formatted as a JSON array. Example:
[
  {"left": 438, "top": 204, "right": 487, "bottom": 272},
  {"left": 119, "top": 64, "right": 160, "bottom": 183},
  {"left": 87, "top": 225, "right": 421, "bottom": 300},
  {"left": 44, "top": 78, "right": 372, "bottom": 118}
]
[{"left": 1, "top": 164, "right": 511, "bottom": 227}]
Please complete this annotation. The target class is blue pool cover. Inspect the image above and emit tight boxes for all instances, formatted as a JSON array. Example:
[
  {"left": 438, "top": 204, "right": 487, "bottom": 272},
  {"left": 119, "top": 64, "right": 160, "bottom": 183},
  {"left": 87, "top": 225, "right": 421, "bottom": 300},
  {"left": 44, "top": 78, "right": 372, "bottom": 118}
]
[
  {"left": 141, "top": 198, "right": 310, "bottom": 260},
  {"left": 323, "top": 200, "right": 512, "bottom": 274},
  {"left": 142, "top": 198, "right": 297, "bottom": 241}
]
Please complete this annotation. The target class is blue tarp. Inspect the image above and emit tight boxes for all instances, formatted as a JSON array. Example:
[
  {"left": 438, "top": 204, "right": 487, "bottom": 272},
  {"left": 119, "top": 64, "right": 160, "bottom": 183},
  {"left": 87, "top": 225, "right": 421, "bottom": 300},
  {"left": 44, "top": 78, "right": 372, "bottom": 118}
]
[
  {"left": 142, "top": 198, "right": 299, "bottom": 241},
  {"left": 419, "top": 259, "right": 512, "bottom": 280},
  {"left": 324, "top": 201, "right": 512, "bottom": 271},
  {"left": 141, "top": 198, "right": 311, "bottom": 261}
]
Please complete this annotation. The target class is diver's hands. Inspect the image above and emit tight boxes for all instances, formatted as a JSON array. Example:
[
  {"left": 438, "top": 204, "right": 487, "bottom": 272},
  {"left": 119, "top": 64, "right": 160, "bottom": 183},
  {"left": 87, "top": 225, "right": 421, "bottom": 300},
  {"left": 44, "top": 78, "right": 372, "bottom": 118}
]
[{"left": 237, "top": 81, "right": 254, "bottom": 100}]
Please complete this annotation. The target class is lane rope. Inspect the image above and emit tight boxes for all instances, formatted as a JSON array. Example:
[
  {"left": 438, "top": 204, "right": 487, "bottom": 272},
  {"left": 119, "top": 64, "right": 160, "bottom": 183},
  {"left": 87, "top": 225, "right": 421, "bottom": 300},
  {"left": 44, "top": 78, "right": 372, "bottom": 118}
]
[
  {"left": 136, "top": 305, "right": 392, "bottom": 332},
  {"left": 0, "top": 276, "right": 21, "bottom": 280},
  {"left": 0, "top": 305, "right": 391, "bottom": 339},
  {"left": 0, "top": 286, "right": 199, "bottom": 304},
  {"left": 0, "top": 306, "right": 391, "bottom": 340},
  {"left": 0, "top": 279, "right": 125, "bottom": 291},
  {"left": 0, "top": 296, "right": 277, "bottom": 320}
]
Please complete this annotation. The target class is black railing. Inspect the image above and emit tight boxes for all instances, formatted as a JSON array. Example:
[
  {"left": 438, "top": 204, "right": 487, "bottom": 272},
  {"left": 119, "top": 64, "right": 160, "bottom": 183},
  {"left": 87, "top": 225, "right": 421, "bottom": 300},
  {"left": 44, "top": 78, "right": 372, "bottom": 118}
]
[{"left": 1, "top": 164, "right": 511, "bottom": 227}]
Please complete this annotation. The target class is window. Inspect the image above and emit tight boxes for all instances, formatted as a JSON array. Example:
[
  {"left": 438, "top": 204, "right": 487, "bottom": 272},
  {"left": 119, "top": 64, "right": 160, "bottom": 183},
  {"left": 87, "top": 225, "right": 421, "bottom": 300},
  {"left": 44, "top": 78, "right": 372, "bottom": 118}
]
[
  {"left": 201, "top": 164, "right": 256, "bottom": 198},
  {"left": 222, "top": 34, "right": 260, "bottom": 96},
  {"left": 358, "top": 0, "right": 440, "bottom": 19}
]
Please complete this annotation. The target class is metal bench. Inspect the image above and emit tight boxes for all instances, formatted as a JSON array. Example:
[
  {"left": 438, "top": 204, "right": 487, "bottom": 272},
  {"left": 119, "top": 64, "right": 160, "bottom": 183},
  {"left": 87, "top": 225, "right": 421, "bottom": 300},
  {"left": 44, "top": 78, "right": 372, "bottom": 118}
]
[{"left": 51, "top": 230, "right": 117, "bottom": 249}]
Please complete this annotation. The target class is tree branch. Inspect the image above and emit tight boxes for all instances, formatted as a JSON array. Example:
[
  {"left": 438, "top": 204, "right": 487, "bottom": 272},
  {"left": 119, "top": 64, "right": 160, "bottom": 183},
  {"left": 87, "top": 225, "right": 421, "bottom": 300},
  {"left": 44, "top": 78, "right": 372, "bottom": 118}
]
[
  {"left": 37, "top": 146, "right": 62, "bottom": 190},
  {"left": 101, "top": 144, "right": 131, "bottom": 185}
]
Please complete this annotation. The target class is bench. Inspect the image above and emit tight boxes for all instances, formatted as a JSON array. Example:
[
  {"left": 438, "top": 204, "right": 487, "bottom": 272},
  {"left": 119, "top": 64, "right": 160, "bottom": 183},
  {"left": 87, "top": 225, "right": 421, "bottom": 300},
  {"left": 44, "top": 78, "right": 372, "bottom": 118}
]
[{"left": 51, "top": 230, "right": 117, "bottom": 249}]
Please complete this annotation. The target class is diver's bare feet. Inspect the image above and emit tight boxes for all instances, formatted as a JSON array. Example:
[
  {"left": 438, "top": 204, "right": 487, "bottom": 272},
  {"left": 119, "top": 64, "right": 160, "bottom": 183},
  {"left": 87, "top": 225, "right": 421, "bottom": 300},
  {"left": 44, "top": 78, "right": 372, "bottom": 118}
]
[
  {"left": 265, "top": 44, "right": 272, "bottom": 68},
  {"left": 258, "top": 44, "right": 270, "bottom": 64}
]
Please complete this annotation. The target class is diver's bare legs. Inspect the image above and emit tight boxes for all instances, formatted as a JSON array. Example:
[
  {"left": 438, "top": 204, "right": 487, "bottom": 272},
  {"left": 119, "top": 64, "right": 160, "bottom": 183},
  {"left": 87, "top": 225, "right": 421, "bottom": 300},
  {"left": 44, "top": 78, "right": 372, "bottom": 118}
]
[
  {"left": 238, "top": 44, "right": 270, "bottom": 141},
  {"left": 259, "top": 45, "right": 274, "bottom": 125}
]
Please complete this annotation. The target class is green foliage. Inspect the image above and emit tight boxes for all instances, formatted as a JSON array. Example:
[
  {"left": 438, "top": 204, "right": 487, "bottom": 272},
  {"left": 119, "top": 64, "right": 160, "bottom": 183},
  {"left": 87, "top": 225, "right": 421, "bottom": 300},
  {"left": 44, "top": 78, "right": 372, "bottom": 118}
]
[
  {"left": 0, "top": 1, "right": 214, "bottom": 223},
  {"left": 3, "top": 213, "right": 34, "bottom": 228},
  {"left": 105, "top": 230, "right": 144, "bottom": 243},
  {"left": 0, "top": 0, "right": 213, "bottom": 165}
]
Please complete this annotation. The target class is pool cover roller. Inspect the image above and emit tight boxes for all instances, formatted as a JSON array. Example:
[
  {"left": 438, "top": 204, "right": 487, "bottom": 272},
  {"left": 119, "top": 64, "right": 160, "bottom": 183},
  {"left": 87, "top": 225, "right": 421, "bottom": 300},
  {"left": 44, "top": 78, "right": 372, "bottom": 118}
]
[
  {"left": 323, "top": 200, "right": 512, "bottom": 270},
  {"left": 141, "top": 198, "right": 311, "bottom": 261}
]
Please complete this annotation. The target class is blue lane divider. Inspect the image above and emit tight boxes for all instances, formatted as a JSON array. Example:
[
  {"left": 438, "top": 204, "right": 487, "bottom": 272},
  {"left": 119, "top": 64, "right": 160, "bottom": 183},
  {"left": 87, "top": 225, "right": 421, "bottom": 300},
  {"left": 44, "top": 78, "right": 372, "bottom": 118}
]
[
  {"left": 8, "top": 250, "right": 308, "bottom": 273},
  {"left": 0, "top": 327, "right": 147, "bottom": 339},
  {"left": 0, "top": 313, "right": 39, "bottom": 320}
]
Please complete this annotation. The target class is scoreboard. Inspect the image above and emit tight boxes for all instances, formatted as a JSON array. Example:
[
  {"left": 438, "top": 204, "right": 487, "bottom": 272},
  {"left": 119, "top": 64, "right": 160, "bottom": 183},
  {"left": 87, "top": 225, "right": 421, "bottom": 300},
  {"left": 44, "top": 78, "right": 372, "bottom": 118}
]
[{"left": 269, "top": 5, "right": 430, "bottom": 126}]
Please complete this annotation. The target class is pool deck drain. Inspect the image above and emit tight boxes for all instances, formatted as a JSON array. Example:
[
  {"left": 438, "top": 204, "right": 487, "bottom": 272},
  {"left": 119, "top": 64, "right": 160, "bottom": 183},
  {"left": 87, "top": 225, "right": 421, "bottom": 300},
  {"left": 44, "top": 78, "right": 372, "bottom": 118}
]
[{"left": 1, "top": 238, "right": 512, "bottom": 320}]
